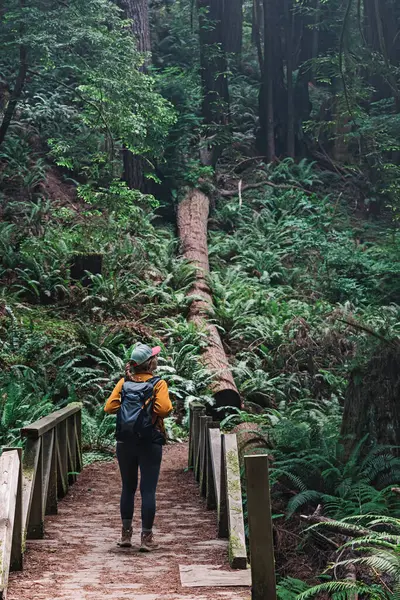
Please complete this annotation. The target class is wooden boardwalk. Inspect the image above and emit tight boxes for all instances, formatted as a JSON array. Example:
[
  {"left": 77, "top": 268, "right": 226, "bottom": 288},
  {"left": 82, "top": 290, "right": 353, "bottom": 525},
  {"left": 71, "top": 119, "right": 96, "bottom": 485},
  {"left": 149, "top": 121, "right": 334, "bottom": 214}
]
[{"left": 7, "top": 444, "right": 250, "bottom": 600}]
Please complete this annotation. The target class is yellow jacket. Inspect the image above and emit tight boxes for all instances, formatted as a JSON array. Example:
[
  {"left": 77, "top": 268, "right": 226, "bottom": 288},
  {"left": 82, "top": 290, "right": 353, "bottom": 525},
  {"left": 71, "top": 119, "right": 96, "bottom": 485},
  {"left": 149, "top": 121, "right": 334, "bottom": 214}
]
[{"left": 104, "top": 373, "right": 173, "bottom": 436}]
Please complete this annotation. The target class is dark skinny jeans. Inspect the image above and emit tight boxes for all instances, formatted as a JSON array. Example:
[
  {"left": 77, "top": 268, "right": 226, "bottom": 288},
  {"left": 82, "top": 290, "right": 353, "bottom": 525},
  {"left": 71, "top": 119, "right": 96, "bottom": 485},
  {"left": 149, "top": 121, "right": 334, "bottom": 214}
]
[{"left": 116, "top": 441, "right": 162, "bottom": 531}]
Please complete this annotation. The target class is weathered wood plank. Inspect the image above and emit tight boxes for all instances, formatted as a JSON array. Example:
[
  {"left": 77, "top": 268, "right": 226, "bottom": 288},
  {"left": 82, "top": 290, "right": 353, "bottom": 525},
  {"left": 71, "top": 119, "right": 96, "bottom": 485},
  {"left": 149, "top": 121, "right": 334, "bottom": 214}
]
[
  {"left": 199, "top": 416, "right": 212, "bottom": 497},
  {"left": 21, "top": 403, "right": 82, "bottom": 439},
  {"left": 21, "top": 438, "right": 41, "bottom": 542},
  {"left": 0, "top": 450, "right": 21, "bottom": 598},
  {"left": 56, "top": 421, "right": 68, "bottom": 498},
  {"left": 179, "top": 564, "right": 251, "bottom": 588},
  {"left": 192, "top": 406, "right": 205, "bottom": 481},
  {"left": 66, "top": 417, "right": 76, "bottom": 485},
  {"left": 209, "top": 428, "right": 222, "bottom": 514},
  {"left": 41, "top": 430, "right": 55, "bottom": 516},
  {"left": 2, "top": 448, "right": 23, "bottom": 573},
  {"left": 45, "top": 429, "right": 58, "bottom": 515},
  {"left": 205, "top": 422, "right": 220, "bottom": 509},
  {"left": 74, "top": 412, "right": 83, "bottom": 473},
  {"left": 218, "top": 434, "right": 229, "bottom": 540},
  {"left": 223, "top": 434, "right": 247, "bottom": 570},
  {"left": 245, "top": 454, "right": 277, "bottom": 600},
  {"left": 188, "top": 402, "right": 203, "bottom": 469},
  {"left": 27, "top": 438, "right": 44, "bottom": 539}
]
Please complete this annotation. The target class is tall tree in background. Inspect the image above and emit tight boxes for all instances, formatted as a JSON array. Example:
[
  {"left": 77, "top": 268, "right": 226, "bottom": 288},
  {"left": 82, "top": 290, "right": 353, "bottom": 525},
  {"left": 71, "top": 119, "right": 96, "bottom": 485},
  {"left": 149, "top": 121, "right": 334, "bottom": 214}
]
[
  {"left": 363, "top": 0, "right": 400, "bottom": 111},
  {"left": 222, "top": 0, "right": 243, "bottom": 55},
  {"left": 198, "top": 0, "right": 230, "bottom": 139},
  {"left": 117, "top": 0, "right": 151, "bottom": 190}
]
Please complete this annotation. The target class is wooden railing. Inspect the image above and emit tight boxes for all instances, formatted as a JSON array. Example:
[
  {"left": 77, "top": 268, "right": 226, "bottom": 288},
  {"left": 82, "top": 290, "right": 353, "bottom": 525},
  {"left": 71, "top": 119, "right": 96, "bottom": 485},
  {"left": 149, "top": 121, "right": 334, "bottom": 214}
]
[
  {"left": 0, "top": 403, "right": 82, "bottom": 599},
  {"left": 188, "top": 403, "right": 277, "bottom": 600}
]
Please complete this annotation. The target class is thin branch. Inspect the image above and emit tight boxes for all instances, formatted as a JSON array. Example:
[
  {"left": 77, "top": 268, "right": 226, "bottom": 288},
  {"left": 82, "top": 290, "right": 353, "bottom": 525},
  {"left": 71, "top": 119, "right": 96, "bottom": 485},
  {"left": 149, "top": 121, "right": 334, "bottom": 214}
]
[{"left": 220, "top": 180, "right": 313, "bottom": 197}]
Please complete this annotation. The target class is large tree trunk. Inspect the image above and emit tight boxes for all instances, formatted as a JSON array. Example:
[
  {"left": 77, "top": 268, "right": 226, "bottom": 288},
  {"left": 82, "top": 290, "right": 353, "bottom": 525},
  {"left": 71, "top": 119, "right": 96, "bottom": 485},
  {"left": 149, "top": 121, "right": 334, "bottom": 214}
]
[
  {"left": 285, "top": 0, "right": 295, "bottom": 157},
  {"left": 117, "top": 0, "right": 151, "bottom": 190},
  {"left": 222, "top": 0, "right": 243, "bottom": 55},
  {"left": 198, "top": 0, "right": 230, "bottom": 128},
  {"left": 363, "top": 0, "right": 400, "bottom": 110},
  {"left": 177, "top": 189, "right": 241, "bottom": 412},
  {"left": 341, "top": 344, "right": 400, "bottom": 459},
  {"left": 259, "top": 0, "right": 276, "bottom": 161}
]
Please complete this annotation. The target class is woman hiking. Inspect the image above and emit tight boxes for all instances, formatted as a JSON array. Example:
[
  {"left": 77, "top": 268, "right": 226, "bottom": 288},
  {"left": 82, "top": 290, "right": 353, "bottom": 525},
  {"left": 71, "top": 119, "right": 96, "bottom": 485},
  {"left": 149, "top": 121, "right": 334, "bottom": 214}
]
[{"left": 104, "top": 343, "right": 172, "bottom": 551}]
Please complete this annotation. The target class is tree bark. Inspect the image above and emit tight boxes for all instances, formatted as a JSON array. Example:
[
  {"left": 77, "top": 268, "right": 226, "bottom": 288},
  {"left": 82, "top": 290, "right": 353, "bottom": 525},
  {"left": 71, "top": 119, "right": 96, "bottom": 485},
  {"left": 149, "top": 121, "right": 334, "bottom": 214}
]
[
  {"left": 261, "top": 0, "right": 276, "bottom": 161},
  {"left": 198, "top": 0, "right": 230, "bottom": 127},
  {"left": 341, "top": 343, "right": 400, "bottom": 459},
  {"left": 285, "top": 0, "right": 295, "bottom": 157},
  {"left": 252, "top": 0, "right": 264, "bottom": 72},
  {"left": 222, "top": 0, "right": 243, "bottom": 55},
  {"left": 117, "top": 0, "right": 151, "bottom": 190},
  {"left": 177, "top": 189, "right": 241, "bottom": 412},
  {"left": 118, "top": 0, "right": 151, "bottom": 55}
]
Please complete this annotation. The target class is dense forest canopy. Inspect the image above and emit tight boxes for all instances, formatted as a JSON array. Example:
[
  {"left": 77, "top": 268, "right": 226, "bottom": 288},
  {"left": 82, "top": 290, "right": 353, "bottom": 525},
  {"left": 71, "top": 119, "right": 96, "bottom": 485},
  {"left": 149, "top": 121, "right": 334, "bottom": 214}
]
[{"left": 1, "top": 0, "right": 400, "bottom": 597}]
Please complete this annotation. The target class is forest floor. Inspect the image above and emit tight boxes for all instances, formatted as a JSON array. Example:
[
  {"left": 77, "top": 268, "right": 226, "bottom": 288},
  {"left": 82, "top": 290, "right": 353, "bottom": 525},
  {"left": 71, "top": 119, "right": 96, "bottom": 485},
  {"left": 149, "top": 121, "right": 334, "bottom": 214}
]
[{"left": 7, "top": 443, "right": 250, "bottom": 600}]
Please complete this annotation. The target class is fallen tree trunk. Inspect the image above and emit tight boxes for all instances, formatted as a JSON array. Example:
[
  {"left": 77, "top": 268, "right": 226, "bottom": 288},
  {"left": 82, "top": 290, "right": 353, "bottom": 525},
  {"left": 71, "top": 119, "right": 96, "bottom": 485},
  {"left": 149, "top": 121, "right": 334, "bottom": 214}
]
[{"left": 177, "top": 189, "right": 241, "bottom": 412}]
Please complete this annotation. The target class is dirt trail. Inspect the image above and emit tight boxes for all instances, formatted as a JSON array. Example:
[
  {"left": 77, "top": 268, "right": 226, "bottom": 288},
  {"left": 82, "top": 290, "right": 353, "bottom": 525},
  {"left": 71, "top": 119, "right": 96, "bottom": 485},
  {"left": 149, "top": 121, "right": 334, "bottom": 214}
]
[{"left": 8, "top": 443, "right": 250, "bottom": 600}]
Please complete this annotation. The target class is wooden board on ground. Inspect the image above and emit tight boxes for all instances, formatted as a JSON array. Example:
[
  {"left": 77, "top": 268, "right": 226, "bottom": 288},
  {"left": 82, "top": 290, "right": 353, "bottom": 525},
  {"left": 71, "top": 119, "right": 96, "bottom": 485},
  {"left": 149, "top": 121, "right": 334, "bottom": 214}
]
[{"left": 179, "top": 565, "right": 251, "bottom": 588}]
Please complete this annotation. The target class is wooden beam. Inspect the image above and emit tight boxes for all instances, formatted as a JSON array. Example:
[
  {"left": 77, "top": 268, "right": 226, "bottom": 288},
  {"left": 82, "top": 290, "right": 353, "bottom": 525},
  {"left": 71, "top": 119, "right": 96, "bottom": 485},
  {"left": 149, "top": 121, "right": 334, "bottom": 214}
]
[
  {"left": 206, "top": 422, "right": 220, "bottom": 509},
  {"left": 2, "top": 448, "right": 23, "bottom": 573},
  {"left": 66, "top": 416, "right": 76, "bottom": 485},
  {"left": 245, "top": 454, "right": 277, "bottom": 600},
  {"left": 41, "top": 430, "right": 55, "bottom": 516},
  {"left": 192, "top": 406, "right": 205, "bottom": 481},
  {"left": 0, "top": 450, "right": 22, "bottom": 599},
  {"left": 21, "top": 438, "right": 41, "bottom": 542},
  {"left": 209, "top": 428, "right": 222, "bottom": 513},
  {"left": 21, "top": 403, "right": 82, "bottom": 439},
  {"left": 199, "top": 416, "right": 212, "bottom": 496},
  {"left": 218, "top": 434, "right": 229, "bottom": 540},
  {"left": 45, "top": 429, "right": 58, "bottom": 516},
  {"left": 188, "top": 402, "right": 203, "bottom": 470},
  {"left": 27, "top": 437, "right": 44, "bottom": 539},
  {"left": 74, "top": 412, "right": 83, "bottom": 473},
  {"left": 223, "top": 434, "right": 247, "bottom": 570},
  {"left": 56, "top": 421, "right": 68, "bottom": 498}
]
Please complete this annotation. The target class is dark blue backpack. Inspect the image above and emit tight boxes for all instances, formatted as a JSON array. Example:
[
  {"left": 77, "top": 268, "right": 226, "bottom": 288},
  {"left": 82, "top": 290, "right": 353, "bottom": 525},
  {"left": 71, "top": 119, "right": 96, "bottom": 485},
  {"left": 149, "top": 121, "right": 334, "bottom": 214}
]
[{"left": 116, "top": 377, "right": 160, "bottom": 442}]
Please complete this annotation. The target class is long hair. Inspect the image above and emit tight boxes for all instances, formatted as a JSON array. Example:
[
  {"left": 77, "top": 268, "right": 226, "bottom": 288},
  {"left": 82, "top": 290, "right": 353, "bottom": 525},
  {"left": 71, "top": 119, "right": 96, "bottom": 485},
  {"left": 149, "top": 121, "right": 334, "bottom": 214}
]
[{"left": 124, "top": 357, "right": 155, "bottom": 381}]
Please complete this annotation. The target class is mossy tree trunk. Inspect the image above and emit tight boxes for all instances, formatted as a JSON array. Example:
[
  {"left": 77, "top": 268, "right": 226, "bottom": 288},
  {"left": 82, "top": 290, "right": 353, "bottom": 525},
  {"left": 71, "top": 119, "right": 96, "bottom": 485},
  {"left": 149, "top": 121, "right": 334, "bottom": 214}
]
[{"left": 177, "top": 189, "right": 240, "bottom": 413}]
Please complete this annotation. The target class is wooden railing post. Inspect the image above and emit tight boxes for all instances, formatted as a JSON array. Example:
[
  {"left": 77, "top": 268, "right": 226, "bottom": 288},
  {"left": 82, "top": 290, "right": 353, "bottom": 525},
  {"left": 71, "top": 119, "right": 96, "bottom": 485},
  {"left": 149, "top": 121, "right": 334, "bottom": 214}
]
[
  {"left": 66, "top": 415, "right": 77, "bottom": 485},
  {"left": 2, "top": 448, "right": 23, "bottom": 572},
  {"left": 74, "top": 411, "right": 83, "bottom": 473},
  {"left": 205, "top": 422, "right": 220, "bottom": 509},
  {"left": 0, "top": 449, "right": 23, "bottom": 599},
  {"left": 199, "top": 415, "right": 212, "bottom": 496},
  {"left": 192, "top": 406, "right": 205, "bottom": 481},
  {"left": 223, "top": 434, "right": 247, "bottom": 569},
  {"left": 27, "top": 438, "right": 44, "bottom": 539},
  {"left": 218, "top": 434, "right": 229, "bottom": 539},
  {"left": 45, "top": 430, "right": 57, "bottom": 516},
  {"left": 209, "top": 428, "right": 222, "bottom": 513},
  {"left": 245, "top": 454, "right": 277, "bottom": 600},
  {"left": 188, "top": 402, "right": 202, "bottom": 469},
  {"left": 56, "top": 420, "right": 68, "bottom": 498}
]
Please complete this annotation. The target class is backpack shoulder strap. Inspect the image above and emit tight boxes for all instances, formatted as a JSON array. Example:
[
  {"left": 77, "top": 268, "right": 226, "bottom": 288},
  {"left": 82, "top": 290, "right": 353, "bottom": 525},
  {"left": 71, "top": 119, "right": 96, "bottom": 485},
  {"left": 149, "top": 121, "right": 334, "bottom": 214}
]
[{"left": 143, "top": 376, "right": 161, "bottom": 409}]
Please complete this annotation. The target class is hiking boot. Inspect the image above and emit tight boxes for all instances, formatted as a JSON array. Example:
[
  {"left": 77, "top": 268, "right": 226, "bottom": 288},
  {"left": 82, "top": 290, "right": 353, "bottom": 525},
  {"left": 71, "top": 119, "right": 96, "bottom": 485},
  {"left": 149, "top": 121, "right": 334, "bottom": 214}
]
[
  {"left": 140, "top": 531, "right": 159, "bottom": 552},
  {"left": 117, "top": 527, "right": 133, "bottom": 548}
]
